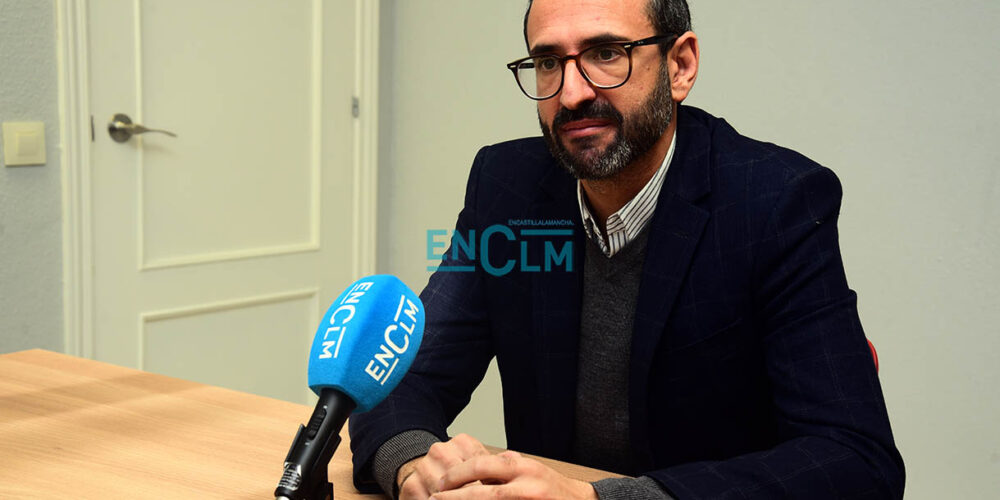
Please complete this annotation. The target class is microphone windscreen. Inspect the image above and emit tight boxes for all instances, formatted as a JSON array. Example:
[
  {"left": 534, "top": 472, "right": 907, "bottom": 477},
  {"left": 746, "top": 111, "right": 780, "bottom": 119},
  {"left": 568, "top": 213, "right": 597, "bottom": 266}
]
[{"left": 307, "top": 275, "right": 425, "bottom": 413}]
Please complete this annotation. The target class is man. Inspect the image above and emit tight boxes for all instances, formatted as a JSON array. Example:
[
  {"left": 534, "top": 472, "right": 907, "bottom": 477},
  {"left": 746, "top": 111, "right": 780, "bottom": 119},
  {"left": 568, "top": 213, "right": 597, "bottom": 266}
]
[{"left": 350, "top": 0, "right": 905, "bottom": 498}]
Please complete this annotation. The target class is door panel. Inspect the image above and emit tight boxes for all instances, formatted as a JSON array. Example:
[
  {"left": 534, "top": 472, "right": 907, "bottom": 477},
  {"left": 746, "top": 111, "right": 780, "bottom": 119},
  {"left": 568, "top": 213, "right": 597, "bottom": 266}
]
[
  {"left": 140, "top": 1, "right": 317, "bottom": 266},
  {"left": 142, "top": 290, "right": 317, "bottom": 401}
]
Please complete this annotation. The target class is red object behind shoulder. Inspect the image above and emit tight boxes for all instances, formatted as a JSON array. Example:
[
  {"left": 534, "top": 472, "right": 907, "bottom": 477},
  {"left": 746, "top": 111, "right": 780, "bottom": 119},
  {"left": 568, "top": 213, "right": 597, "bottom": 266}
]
[{"left": 868, "top": 339, "right": 879, "bottom": 372}]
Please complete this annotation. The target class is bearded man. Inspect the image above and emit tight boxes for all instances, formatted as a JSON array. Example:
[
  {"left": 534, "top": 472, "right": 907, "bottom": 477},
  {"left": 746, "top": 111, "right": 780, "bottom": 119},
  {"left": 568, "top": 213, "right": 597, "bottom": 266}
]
[{"left": 350, "top": 0, "right": 905, "bottom": 498}]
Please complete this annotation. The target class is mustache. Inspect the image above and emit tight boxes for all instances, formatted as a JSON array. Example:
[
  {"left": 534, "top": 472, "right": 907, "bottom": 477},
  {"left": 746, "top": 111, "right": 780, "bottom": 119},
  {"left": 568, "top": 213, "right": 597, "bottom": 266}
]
[{"left": 551, "top": 100, "right": 623, "bottom": 132}]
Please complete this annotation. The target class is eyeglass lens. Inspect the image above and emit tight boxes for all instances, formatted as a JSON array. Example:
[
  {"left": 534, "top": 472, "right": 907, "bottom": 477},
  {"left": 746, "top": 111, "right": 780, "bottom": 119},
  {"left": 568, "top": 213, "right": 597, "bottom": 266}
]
[{"left": 515, "top": 44, "right": 631, "bottom": 99}]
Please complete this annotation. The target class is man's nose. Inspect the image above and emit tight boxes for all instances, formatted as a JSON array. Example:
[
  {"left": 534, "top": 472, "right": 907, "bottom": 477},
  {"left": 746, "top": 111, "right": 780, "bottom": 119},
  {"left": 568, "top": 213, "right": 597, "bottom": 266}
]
[{"left": 558, "top": 60, "right": 597, "bottom": 110}]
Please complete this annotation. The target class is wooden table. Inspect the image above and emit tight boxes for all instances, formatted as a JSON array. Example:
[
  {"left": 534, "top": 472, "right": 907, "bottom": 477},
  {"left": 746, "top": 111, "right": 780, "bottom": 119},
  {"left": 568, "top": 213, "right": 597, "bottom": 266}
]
[{"left": 0, "top": 350, "right": 616, "bottom": 498}]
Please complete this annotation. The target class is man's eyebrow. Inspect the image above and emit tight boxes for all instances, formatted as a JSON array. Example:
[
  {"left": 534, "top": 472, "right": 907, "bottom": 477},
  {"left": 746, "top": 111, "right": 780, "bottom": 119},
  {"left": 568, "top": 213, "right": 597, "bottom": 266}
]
[{"left": 528, "top": 33, "right": 630, "bottom": 56}]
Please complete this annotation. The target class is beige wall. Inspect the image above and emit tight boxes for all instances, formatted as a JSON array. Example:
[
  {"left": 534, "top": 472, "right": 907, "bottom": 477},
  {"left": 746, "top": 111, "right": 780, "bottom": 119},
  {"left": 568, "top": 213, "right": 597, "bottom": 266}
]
[
  {"left": 0, "top": 0, "right": 64, "bottom": 355},
  {"left": 377, "top": 0, "right": 1000, "bottom": 498},
  {"left": 377, "top": 0, "right": 536, "bottom": 449}
]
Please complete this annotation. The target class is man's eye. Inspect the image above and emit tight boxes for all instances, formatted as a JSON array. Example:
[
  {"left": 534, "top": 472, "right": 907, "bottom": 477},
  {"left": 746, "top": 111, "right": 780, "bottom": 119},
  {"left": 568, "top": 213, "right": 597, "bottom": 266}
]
[
  {"left": 595, "top": 47, "right": 622, "bottom": 62},
  {"left": 538, "top": 58, "right": 559, "bottom": 71}
]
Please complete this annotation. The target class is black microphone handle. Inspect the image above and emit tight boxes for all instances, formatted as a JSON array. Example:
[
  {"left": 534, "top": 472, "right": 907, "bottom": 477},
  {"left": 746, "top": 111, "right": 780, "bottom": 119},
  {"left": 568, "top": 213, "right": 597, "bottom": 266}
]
[{"left": 275, "top": 388, "right": 357, "bottom": 500}]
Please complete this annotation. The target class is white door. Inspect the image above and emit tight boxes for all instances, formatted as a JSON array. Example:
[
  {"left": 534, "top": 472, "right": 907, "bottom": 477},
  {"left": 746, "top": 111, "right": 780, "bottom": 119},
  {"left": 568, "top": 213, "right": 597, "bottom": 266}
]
[{"left": 86, "top": 0, "right": 366, "bottom": 404}]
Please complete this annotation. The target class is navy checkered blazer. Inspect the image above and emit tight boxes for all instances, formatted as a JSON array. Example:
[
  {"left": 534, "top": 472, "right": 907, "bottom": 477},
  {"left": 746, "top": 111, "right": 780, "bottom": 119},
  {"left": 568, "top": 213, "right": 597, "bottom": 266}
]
[{"left": 350, "top": 105, "right": 904, "bottom": 499}]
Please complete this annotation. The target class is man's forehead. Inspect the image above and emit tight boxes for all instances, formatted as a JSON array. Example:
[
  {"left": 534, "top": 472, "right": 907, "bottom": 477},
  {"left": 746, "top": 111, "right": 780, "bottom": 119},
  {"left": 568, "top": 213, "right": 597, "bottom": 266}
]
[{"left": 526, "top": 0, "right": 653, "bottom": 52}]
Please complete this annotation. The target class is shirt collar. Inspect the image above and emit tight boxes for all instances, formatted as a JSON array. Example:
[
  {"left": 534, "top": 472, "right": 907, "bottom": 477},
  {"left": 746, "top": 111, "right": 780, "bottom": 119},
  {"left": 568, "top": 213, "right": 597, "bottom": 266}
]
[{"left": 577, "top": 130, "right": 676, "bottom": 257}]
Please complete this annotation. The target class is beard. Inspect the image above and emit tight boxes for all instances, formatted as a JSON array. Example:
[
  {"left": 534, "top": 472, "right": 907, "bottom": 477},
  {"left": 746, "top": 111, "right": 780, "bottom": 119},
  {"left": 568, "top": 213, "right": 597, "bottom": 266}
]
[{"left": 539, "top": 63, "right": 673, "bottom": 180}]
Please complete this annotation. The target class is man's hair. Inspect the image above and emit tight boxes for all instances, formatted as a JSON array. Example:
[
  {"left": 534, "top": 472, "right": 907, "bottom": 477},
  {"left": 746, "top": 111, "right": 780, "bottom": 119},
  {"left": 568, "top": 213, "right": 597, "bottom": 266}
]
[{"left": 522, "top": 0, "right": 691, "bottom": 54}]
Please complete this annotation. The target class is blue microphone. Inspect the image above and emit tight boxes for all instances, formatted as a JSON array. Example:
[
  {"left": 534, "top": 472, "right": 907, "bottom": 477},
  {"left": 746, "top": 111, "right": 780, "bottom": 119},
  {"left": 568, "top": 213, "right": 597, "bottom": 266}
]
[{"left": 276, "top": 275, "right": 425, "bottom": 500}]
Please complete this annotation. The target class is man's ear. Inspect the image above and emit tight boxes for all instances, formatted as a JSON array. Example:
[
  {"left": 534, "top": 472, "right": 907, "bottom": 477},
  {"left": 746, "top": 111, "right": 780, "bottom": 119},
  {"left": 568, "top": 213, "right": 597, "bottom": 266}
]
[{"left": 668, "top": 31, "right": 699, "bottom": 102}]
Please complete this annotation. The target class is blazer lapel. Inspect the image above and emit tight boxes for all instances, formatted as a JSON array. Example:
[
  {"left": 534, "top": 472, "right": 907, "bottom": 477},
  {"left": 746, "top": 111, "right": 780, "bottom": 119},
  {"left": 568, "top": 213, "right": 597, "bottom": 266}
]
[
  {"left": 629, "top": 108, "right": 712, "bottom": 468},
  {"left": 528, "top": 164, "right": 586, "bottom": 462}
]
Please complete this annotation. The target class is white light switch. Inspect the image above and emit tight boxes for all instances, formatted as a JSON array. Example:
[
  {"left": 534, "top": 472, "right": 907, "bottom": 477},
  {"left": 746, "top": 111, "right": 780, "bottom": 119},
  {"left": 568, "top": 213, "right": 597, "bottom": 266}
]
[{"left": 2, "top": 122, "right": 46, "bottom": 167}]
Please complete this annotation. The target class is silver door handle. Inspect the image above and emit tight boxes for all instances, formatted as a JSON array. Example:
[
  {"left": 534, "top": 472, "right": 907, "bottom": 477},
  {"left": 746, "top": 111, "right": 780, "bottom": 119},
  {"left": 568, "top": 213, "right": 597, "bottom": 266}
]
[{"left": 108, "top": 113, "right": 177, "bottom": 142}]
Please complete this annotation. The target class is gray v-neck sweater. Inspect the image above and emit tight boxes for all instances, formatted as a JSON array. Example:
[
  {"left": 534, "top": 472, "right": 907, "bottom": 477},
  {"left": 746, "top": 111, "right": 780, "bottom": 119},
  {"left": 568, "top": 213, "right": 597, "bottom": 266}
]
[{"left": 573, "top": 228, "right": 649, "bottom": 472}]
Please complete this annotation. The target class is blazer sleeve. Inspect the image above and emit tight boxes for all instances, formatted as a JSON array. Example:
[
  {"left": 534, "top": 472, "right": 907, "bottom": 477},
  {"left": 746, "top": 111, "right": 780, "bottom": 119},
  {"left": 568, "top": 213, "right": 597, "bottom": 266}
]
[
  {"left": 647, "top": 167, "right": 905, "bottom": 499},
  {"left": 348, "top": 147, "right": 496, "bottom": 493}
]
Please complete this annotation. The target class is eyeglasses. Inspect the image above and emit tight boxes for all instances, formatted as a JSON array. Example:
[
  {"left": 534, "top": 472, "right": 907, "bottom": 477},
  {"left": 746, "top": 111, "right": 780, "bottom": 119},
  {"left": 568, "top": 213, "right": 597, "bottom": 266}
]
[{"left": 506, "top": 34, "right": 678, "bottom": 101}]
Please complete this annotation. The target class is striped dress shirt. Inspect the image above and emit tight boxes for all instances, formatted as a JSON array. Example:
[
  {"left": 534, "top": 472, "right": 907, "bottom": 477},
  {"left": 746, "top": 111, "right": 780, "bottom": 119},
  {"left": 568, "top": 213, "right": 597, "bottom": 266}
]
[{"left": 577, "top": 131, "right": 676, "bottom": 257}]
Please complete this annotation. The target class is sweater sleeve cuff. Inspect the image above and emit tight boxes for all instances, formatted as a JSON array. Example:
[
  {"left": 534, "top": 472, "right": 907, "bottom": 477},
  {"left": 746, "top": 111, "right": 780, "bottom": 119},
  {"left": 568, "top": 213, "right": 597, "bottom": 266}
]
[
  {"left": 371, "top": 429, "right": 441, "bottom": 499},
  {"left": 592, "top": 475, "right": 676, "bottom": 500}
]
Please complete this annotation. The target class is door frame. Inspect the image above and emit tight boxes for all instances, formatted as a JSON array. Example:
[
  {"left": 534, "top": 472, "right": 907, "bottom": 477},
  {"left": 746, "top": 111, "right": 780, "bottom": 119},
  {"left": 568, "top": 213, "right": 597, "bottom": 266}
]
[{"left": 55, "top": 0, "right": 381, "bottom": 358}]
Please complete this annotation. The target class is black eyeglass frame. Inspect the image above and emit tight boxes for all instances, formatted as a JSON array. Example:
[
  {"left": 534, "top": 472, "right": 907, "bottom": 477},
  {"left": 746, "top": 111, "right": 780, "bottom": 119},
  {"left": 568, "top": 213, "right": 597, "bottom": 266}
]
[{"left": 506, "top": 34, "right": 679, "bottom": 101}]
